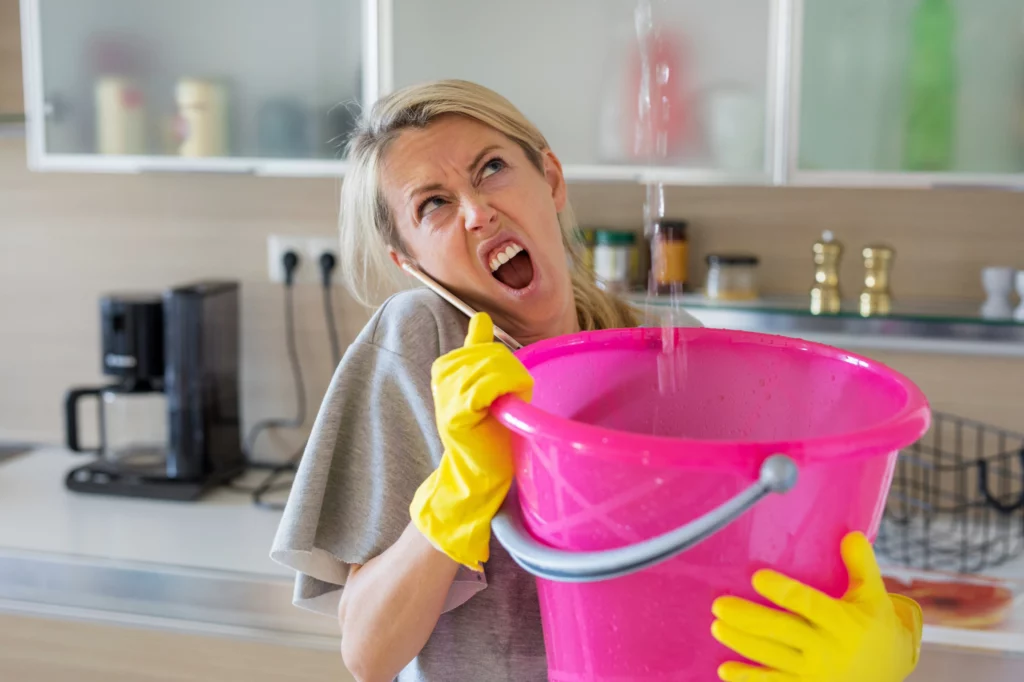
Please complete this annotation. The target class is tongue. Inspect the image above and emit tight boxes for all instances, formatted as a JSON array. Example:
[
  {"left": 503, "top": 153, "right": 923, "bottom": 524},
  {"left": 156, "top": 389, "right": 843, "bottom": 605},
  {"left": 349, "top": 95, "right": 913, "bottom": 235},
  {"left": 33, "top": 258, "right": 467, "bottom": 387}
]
[{"left": 494, "top": 251, "right": 534, "bottom": 290}]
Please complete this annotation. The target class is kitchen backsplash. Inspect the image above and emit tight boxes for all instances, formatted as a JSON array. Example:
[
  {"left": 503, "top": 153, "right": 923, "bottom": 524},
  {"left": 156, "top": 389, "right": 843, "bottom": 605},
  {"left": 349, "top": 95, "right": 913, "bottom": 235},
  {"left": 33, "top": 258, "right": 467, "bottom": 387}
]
[{"left": 2, "top": 136, "right": 1022, "bottom": 449}]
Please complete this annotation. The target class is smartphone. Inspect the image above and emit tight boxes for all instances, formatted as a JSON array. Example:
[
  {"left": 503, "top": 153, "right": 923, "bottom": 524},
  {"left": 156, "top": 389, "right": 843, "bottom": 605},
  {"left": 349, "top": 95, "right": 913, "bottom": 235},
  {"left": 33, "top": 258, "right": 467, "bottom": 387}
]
[{"left": 400, "top": 262, "right": 523, "bottom": 351}]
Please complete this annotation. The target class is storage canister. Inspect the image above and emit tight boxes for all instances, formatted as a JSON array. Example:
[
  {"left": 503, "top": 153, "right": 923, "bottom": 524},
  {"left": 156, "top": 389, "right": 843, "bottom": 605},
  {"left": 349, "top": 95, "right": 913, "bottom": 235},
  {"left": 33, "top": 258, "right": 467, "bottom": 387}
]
[
  {"left": 593, "top": 230, "right": 636, "bottom": 292},
  {"left": 705, "top": 254, "right": 760, "bottom": 300},
  {"left": 651, "top": 219, "right": 688, "bottom": 293}
]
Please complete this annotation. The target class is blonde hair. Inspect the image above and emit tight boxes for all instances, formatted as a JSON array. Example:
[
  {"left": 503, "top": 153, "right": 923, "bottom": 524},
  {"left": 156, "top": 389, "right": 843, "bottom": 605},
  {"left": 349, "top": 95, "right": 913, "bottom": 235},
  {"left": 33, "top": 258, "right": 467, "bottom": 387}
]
[{"left": 338, "top": 79, "right": 638, "bottom": 332}]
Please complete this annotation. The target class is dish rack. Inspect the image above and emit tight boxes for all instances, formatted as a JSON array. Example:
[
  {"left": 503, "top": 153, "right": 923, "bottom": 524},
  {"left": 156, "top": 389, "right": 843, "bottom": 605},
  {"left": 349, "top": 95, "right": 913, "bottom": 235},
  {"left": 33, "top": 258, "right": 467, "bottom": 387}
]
[{"left": 876, "top": 412, "right": 1024, "bottom": 574}]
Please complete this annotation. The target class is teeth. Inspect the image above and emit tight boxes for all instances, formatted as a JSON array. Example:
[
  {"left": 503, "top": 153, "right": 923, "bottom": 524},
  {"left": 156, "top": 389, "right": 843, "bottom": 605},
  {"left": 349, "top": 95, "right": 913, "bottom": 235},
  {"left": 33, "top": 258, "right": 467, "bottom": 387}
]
[{"left": 489, "top": 243, "right": 524, "bottom": 272}]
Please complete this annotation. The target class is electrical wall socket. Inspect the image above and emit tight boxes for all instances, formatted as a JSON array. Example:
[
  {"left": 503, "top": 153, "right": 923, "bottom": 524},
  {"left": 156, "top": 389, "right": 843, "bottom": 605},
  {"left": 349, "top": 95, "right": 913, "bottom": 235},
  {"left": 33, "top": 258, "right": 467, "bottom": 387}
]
[
  {"left": 267, "top": 234, "right": 341, "bottom": 285},
  {"left": 306, "top": 237, "right": 340, "bottom": 285}
]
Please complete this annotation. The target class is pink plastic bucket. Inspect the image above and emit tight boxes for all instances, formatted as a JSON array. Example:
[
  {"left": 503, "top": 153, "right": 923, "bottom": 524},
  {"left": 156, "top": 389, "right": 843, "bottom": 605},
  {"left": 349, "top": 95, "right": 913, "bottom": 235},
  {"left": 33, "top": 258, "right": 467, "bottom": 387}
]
[{"left": 491, "top": 326, "right": 930, "bottom": 681}]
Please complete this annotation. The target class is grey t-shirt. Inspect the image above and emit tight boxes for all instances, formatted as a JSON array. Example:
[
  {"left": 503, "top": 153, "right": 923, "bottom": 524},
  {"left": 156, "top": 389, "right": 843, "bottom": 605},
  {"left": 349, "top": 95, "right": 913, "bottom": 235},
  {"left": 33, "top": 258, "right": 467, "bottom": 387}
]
[{"left": 270, "top": 288, "right": 548, "bottom": 681}]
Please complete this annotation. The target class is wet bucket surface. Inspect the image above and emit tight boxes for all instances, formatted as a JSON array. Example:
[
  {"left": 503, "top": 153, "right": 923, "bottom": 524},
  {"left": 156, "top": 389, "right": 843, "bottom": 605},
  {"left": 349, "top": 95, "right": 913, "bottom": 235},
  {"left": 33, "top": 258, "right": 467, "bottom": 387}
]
[{"left": 492, "top": 327, "right": 930, "bottom": 681}]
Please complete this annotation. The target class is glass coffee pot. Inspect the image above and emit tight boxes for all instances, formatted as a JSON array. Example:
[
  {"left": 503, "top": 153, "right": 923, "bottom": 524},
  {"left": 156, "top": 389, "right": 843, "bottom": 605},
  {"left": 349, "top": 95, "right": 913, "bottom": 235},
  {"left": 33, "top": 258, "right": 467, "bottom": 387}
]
[{"left": 64, "top": 294, "right": 168, "bottom": 474}]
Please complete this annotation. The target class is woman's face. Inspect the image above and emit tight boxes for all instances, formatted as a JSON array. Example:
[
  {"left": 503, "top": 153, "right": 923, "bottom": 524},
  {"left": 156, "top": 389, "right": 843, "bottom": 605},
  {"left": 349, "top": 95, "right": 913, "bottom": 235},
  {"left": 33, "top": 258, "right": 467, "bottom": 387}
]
[{"left": 382, "top": 115, "right": 578, "bottom": 344}]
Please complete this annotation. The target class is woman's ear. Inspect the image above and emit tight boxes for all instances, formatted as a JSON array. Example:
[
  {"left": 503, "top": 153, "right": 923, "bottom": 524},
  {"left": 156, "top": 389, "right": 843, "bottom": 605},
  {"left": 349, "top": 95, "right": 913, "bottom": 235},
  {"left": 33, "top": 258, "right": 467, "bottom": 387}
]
[
  {"left": 390, "top": 249, "right": 420, "bottom": 281},
  {"left": 388, "top": 248, "right": 403, "bottom": 269},
  {"left": 541, "top": 149, "right": 568, "bottom": 212}
]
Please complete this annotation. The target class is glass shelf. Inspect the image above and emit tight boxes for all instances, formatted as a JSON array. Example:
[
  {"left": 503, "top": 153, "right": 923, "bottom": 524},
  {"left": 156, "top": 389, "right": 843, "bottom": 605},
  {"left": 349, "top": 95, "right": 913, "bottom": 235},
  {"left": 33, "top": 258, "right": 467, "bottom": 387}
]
[
  {"left": 628, "top": 292, "right": 1024, "bottom": 354},
  {"left": 634, "top": 293, "right": 1024, "bottom": 327}
]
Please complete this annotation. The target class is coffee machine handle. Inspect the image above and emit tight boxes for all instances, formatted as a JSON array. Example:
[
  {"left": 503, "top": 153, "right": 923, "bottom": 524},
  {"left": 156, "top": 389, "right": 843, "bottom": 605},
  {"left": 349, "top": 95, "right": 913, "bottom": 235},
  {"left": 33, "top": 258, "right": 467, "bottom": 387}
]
[{"left": 64, "top": 387, "right": 104, "bottom": 453}]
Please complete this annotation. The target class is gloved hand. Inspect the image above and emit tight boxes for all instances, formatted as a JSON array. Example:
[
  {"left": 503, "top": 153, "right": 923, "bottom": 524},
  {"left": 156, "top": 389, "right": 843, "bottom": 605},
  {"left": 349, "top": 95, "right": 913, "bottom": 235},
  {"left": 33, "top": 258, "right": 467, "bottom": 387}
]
[
  {"left": 711, "top": 531, "right": 923, "bottom": 682},
  {"left": 409, "top": 312, "right": 533, "bottom": 572}
]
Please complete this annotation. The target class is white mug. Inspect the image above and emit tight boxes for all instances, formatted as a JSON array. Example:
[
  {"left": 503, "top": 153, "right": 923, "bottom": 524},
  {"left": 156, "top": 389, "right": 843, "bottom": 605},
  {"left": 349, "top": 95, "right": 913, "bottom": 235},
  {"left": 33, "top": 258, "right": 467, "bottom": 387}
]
[
  {"left": 981, "top": 266, "right": 1016, "bottom": 319},
  {"left": 1014, "top": 270, "right": 1024, "bottom": 322}
]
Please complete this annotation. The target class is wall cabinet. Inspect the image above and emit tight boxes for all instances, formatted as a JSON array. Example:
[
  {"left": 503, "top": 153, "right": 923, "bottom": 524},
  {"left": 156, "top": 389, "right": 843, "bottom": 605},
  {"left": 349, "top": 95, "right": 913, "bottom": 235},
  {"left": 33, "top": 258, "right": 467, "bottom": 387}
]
[
  {"left": 391, "top": 0, "right": 780, "bottom": 184},
  {"left": 19, "top": 0, "right": 364, "bottom": 173},
  {"left": 793, "top": 0, "right": 1024, "bottom": 188},
  {"left": 1, "top": 0, "right": 23, "bottom": 118},
  {"left": 17, "top": 0, "right": 1024, "bottom": 189}
]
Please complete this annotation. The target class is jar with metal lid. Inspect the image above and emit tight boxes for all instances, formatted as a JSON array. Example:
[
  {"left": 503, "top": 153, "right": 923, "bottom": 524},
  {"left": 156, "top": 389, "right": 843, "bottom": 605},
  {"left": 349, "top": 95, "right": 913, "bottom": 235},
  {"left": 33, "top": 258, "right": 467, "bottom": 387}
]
[
  {"left": 705, "top": 254, "right": 760, "bottom": 300},
  {"left": 651, "top": 219, "right": 688, "bottom": 294},
  {"left": 593, "top": 230, "right": 637, "bottom": 293}
]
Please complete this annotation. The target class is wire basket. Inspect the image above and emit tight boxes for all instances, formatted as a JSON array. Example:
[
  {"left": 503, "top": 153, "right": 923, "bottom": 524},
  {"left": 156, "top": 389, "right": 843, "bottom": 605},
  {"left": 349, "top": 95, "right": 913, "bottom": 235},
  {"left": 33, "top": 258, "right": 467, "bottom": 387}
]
[{"left": 876, "top": 412, "right": 1024, "bottom": 574}]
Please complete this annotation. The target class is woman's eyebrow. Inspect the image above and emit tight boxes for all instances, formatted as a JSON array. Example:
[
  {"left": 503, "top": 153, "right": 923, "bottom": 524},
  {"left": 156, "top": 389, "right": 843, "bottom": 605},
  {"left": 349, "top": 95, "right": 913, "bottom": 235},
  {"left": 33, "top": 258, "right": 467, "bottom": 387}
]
[
  {"left": 467, "top": 144, "right": 502, "bottom": 173},
  {"left": 409, "top": 182, "right": 444, "bottom": 201}
]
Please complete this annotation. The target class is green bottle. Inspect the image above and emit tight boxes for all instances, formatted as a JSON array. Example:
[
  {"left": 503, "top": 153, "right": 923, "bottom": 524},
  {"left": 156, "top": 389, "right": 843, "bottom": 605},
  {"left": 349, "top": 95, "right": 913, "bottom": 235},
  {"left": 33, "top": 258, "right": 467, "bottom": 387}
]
[{"left": 904, "top": 0, "right": 956, "bottom": 171}]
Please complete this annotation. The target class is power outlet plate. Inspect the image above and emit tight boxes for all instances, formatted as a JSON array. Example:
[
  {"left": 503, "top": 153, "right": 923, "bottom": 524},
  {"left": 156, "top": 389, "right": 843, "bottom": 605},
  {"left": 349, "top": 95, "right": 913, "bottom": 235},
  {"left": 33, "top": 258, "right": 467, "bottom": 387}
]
[
  {"left": 306, "top": 237, "right": 340, "bottom": 286},
  {"left": 266, "top": 234, "right": 341, "bottom": 285}
]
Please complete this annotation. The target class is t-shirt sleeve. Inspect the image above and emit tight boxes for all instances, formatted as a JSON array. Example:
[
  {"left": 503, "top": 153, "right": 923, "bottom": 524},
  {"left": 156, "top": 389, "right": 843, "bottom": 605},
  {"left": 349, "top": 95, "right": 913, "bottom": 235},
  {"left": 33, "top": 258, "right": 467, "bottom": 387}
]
[{"left": 270, "top": 309, "right": 486, "bottom": 617}]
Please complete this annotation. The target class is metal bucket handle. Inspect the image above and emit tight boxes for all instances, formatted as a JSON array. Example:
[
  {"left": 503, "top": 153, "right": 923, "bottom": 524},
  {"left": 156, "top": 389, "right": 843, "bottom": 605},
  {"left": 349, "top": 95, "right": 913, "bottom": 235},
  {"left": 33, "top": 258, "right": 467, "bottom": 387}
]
[{"left": 491, "top": 454, "right": 798, "bottom": 583}]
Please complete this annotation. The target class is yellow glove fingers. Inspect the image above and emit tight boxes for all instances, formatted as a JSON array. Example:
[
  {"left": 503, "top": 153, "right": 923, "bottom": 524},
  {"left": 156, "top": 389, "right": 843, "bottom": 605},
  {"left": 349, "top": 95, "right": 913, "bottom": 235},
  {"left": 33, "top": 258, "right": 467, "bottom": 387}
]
[
  {"left": 464, "top": 312, "right": 495, "bottom": 347},
  {"left": 840, "top": 531, "right": 888, "bottom": 604},
  {"left": 718, "top": 661, "right": 801, "bottom": 682},
  {"left": 711, "top": 596, "right": 818, "bottom": 651},
  {"left": 463, "top": 349, "right": 534, "bottom": 411},
  {"left": 710, "top": 620, "right": 805, "bottom": 675},
  {"left": 751, "top": 570, "right": 849, "bottom": 633},
  {"left": 412, "top": 310, "right": 532, "bottom": 574}
]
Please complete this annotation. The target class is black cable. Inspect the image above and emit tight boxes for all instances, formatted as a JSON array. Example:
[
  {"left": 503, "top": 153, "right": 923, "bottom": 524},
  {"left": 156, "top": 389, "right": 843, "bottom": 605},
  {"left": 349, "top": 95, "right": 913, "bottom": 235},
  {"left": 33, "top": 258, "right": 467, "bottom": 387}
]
[
  {"left": 242, "top": 250, "right": 306, "bottom": 466},
  {"left": 251, "top": 446, "right": 304, "bottom": 511},
  {"left": 320, "top": 252, "right": 341, "bottom": 367},
  {"left": 233, "top": 249, "right": 343, "bottom": 510}
]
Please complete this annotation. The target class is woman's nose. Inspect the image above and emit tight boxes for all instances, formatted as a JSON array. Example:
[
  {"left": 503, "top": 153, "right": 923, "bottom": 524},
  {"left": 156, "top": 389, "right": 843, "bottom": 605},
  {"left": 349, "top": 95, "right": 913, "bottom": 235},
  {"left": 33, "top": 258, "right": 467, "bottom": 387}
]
[{"left": 460, "top": 194, "right": 498, "bottom": 232}]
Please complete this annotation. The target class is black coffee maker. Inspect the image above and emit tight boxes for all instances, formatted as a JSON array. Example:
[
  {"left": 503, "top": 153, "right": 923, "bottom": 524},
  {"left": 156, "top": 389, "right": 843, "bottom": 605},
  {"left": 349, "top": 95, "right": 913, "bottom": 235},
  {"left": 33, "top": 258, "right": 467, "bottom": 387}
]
[{"left": 64, "top": 280, "right": 244, "bottom": 501}]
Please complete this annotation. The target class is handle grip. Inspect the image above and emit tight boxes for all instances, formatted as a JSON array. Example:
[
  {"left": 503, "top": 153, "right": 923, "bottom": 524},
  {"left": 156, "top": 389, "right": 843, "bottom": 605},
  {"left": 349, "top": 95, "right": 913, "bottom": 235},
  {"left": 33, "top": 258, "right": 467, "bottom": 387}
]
[
  {"left": 64, "top": 387, "right": 104, "bottom": 453},
  {"left": 492, "top": 454, "right": 798, "bottom": 583},
  {"left": 977, "top": 450, "right": 1024, "bottom": 514}
]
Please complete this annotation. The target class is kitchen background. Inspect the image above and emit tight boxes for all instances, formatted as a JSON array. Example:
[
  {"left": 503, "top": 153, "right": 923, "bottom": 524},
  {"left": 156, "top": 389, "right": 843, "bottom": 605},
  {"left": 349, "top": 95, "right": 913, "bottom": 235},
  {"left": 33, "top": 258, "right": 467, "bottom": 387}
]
[
  {"left": 2, "top": 0, "right": 1024, "bottom": 680},
  {"left": 4, "top": 145, "right": 1024, "bottom": 450}
]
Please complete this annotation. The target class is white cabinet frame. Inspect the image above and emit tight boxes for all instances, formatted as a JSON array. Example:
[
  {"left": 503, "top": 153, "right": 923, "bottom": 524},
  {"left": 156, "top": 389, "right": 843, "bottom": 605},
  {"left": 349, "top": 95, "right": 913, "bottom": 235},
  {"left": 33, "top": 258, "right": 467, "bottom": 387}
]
[{"left": 18, "top": 0, "right": 1024, "bottom": 189}]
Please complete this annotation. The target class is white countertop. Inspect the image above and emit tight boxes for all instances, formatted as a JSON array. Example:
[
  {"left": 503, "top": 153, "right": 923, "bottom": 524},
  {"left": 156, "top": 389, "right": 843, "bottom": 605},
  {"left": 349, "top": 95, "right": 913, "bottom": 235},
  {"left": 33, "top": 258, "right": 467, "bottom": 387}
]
[
  {"left": 3, "top": 448, "right": 1024, "bottom": 656},
  {"left": 0, "top": 448, "right": 289, "bottom": 578},
  {"left": 0, "top": 447, "right": 343, "bottom": 648}
]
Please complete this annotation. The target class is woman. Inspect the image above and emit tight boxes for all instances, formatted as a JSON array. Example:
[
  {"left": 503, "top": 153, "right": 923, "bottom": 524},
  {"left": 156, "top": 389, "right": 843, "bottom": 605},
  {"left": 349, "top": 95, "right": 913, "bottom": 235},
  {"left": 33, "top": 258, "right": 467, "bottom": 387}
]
[{"left": 271, "top": 80, "right": 921, "bottom": 682}]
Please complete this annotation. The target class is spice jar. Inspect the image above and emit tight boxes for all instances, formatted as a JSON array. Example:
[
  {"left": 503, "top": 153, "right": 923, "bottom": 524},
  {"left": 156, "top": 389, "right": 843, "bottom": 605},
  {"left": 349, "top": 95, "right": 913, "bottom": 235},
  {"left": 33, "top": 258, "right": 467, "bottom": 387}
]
[
  {"left": 705, "top": 254, "right": 760, "bottom": 301},
  {"left": 593, "top": 230, "right": 637, "bottom": 293},
  {"left": 651, "top": 220, "right": 688, "bottom": 293}
]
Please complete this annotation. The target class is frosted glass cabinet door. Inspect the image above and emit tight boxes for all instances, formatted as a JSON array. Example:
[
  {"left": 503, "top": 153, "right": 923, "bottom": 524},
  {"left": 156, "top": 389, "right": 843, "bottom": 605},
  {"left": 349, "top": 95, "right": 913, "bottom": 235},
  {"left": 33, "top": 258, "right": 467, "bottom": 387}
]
[
  {"left": 797, "top": 0, "right": 1024, "bottom": 177},
  {"left": 29, "top": 0, "right": 362, "bottom": 161},
  {"left": 390, "top": 0, "right": 775, "bottom": 176}
]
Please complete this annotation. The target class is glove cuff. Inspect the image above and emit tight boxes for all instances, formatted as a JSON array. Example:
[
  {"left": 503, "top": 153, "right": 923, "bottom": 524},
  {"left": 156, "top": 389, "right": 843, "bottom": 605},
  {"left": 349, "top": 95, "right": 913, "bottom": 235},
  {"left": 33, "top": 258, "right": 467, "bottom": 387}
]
[
  {"left": 409, "top": 451, "right": 512, "bottom": 571},
  {"left": 889, "top": 594, "right": 924, "bottom": 670}
]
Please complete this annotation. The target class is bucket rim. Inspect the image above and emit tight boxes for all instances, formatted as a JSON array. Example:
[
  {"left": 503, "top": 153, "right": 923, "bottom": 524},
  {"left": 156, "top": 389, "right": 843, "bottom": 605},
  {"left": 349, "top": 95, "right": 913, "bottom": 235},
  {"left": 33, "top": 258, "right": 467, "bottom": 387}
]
[{"left": 491, "top": 326, "right": 931, "bottom": 469}]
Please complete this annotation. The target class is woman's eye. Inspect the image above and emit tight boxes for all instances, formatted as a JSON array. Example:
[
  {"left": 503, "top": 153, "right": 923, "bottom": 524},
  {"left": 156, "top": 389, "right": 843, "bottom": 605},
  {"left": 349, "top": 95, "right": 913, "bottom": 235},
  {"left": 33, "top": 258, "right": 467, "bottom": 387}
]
[
  {"left": 481, "top": 157, "right": 506, "bottom": 179},
  {"left": 418, "top": 196, "right": 447, "bottom": 218}
]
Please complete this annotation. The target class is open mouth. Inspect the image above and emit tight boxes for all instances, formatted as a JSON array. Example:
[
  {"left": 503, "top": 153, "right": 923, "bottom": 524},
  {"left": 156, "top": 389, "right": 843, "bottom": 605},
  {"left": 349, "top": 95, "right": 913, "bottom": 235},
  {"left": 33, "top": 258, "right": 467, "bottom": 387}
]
[{"left": 488, "top": 243, "right": 535, "bottom": 290}]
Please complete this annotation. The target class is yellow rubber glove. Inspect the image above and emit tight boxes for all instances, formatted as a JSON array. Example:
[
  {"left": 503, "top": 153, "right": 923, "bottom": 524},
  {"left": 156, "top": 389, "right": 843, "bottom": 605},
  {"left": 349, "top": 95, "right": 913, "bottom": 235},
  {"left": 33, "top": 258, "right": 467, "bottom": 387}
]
[
  {"left": 409, "top": 312, "right": 533, "bottom": 572},
  {"left": 711, "top": 532, "right": 923, "bottom": 682}
]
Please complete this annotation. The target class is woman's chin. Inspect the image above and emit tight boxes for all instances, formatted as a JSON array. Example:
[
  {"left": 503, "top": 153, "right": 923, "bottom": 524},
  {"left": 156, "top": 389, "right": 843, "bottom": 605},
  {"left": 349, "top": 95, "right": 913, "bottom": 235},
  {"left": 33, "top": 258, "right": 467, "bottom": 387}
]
[{"left": 491, "top": 290, "right": 576, "bottom": 342}]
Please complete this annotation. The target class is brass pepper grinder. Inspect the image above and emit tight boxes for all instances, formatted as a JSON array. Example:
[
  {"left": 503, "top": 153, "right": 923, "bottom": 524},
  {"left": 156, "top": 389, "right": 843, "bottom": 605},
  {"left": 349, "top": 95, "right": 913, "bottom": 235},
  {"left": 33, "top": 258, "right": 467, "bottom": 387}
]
[
  {"left": 860, "top": 245, "right": 894, "bottom": 316},
  {"left": 810, "top": 230, "right": 843, "bottom": 315}
]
